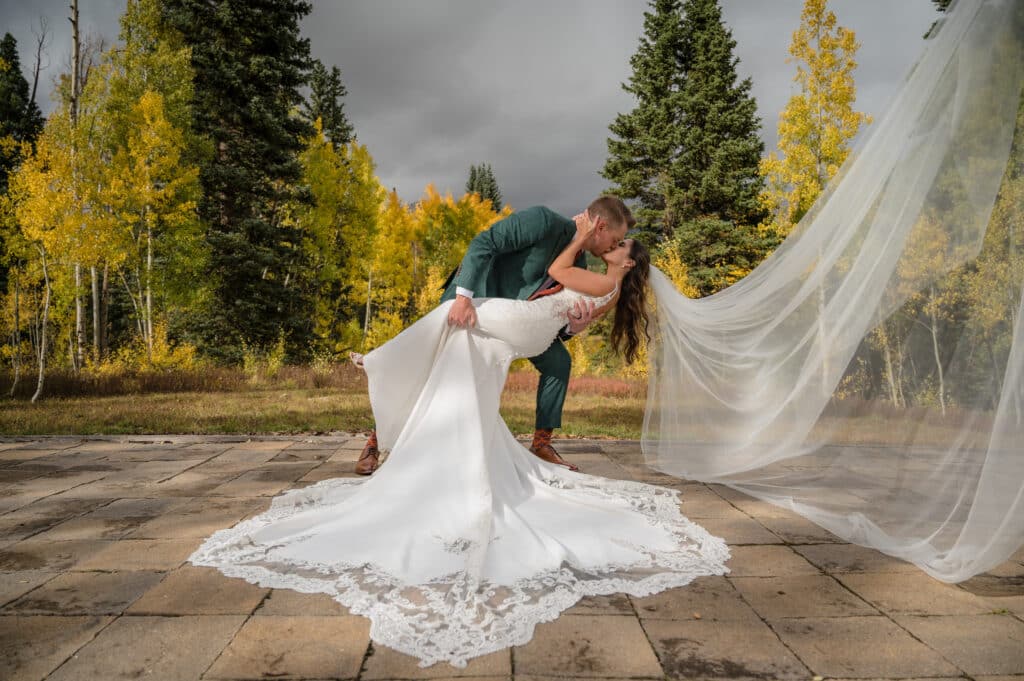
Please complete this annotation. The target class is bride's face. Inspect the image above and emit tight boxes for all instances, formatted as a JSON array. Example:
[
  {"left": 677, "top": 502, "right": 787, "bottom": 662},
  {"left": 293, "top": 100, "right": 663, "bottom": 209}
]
[{"left": 602, "top": 238, "right": 635, "bottom": 270}]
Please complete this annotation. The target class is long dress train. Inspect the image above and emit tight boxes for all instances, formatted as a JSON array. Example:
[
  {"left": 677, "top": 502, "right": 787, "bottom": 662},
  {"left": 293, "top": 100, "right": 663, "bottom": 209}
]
[{"left": 188, "top": 286, "right": 730, "bottom": 667}]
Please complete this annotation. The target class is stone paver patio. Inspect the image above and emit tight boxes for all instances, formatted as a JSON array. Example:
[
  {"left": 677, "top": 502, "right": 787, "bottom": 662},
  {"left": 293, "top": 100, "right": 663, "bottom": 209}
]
[{"left": 1, "top": 435, "right": 1022, "bottom": 681}]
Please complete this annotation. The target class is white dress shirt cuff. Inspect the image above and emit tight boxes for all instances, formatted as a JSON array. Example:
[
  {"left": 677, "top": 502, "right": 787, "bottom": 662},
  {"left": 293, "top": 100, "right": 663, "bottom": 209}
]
[{"left": 455, "top": 286, "right": 474, "bottom": 299}]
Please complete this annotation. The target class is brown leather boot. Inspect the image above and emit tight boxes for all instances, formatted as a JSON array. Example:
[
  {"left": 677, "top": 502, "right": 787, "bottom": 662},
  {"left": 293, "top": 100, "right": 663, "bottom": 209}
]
[
  {"left": 528, "top": 428, "right": 579, "bottom": 472},
  {"left": 354, "top": 431, "right": 380, "bottom": 475}
]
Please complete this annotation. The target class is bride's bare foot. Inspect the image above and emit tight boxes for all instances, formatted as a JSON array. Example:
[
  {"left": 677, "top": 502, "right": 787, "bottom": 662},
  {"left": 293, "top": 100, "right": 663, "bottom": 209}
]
[{"left": 348, "top": 351, "right": 365, "bottom": 370}]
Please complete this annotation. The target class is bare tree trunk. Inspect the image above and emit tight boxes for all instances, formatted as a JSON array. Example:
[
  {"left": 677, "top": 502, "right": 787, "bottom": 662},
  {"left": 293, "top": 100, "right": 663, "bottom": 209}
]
[
  {"left": 73, "top": 262, "right": 83, "bottom": 370},
  {"left": 69, "top": 0, "right": 80, "bottom": 123},
  {"left": 100, "top": 264, "right": 108, "bottom": 358},
  {"left": 897, "top": 333, "right": 909, "bottom": 407},
  {"left": 135, "top": 264, "right": 147, "bottom": 350},
  {"left": 928, "top": 287, "right": 946, "bottom": 417},
  {"left": 67, "top": 2, "right": 82, "bottom": 374},
  {"left": 30, "top": 17, "right": 49, "bottom": 108},
  {"left": 31, "top": 248, "right": 50, "bottom": 403},
  {"left": 983, "top": 335, "right": 1002, "bottom": 410},
  {"left": 119, "top": 270, "right": 146, "bottom": 339},
  {"left": 29, "top": 290, "right": 39, "bottom": 362},
  {"left": 817, "top": 271, "right": 830, "bottom": 398},
  {"left": 878, "top": 325, "right": 901, "bottom": 408},
  {"left": 91, "top": 265, "right": 99, "bottom": 362},
  {"left": 363, "top": 270, "right": 373, "bottom": 345},
  {"left": 145, "top": 223, "right": 153, "bottom": 359},
  {"left": 10, "top": 274, "right": 21, "bottom": 397}
]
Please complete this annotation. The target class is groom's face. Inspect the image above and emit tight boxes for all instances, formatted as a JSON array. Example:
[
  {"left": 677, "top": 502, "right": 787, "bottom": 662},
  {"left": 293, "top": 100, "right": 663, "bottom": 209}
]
[{"left": 590, "top": 219, "right": 628, "bottom": 257}]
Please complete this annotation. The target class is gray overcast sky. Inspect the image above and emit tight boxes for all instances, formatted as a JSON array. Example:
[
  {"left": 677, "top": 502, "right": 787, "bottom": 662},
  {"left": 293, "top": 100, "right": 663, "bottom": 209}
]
[{"left": 1, "top": 0, "right": 940, "bottom": 216}]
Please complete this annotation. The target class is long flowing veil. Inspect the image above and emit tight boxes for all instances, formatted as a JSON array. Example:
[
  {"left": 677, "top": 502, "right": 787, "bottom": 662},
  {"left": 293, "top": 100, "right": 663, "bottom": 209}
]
[{"left": 643, "top": 0, "right": 1024, "bottom": 583}]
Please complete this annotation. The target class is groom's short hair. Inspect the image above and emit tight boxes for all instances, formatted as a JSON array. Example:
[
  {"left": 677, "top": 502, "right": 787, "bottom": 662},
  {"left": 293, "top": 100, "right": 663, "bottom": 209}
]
[{"left": 588, "top": 195, "right": 635, "bottom": 231}]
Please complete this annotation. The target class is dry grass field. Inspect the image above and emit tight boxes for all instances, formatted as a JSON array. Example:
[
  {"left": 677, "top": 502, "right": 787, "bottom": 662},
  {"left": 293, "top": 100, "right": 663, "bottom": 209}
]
[{"left": 0, "top": 366, "right": 647, "bottom": 439}]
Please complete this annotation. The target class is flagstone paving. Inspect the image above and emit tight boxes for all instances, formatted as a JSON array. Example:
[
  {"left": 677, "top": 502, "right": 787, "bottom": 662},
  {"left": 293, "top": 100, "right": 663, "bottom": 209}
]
[{"left": 0, "top": 435, "right": 1021, "bottom": 681}]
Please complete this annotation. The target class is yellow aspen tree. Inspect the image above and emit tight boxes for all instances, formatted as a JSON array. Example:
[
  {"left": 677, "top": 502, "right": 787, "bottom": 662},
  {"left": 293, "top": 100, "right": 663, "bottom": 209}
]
[
  {"left": 759, "top": 0, "right": 871, "bottom": 236},
  {"left": 10, "top": 116, "right": 77, "bottom": 401},
  {"left": 414, "top": 184, "right": 511, "bottom": 276},
  {"left": 341, "top": 140, "right": 387, "bottom": 293},
  {"left": 295, "top": 121, "right": 345, "bottom": 351},
  {"left": 295, "top": 120, "right": 385, "bottom": 354},
  {"left": 0, "top": 158, "right": 34, "bottom": 396},
  {"left": 362, "top": 190, "right": 418, "bottom": 349},
  {"left": 653, "top": 248, "right": 701, "bottom": 298},
  {"left": 109, "top": 90, "right": 201, "bottom": 361},
  {"left": 896, "top": 216, "right": 969, "bottom": 415},
  {"left": 758, "top": 0, "right": 871, "bottom": 396},
  {"left": 412, "top": 185, "right": 512, "bottom": 319}
]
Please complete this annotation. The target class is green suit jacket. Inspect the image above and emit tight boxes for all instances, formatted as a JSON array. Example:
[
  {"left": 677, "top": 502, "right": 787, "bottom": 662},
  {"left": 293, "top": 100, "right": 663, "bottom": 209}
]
[{"left": 440, "top": 206, "right": 587, "bottom": 303}]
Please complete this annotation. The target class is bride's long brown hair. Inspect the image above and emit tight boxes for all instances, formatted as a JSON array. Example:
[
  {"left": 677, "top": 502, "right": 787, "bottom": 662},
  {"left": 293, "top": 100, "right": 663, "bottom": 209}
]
[{"left": 610, "top": 240, "right": 651, "bottom": 364}]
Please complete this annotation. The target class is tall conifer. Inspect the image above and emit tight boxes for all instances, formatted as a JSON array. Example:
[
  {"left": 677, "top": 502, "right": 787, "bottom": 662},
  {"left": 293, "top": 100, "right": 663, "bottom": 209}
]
[
  {"left": 303, "top": 59, "right": 354, "bottom": 149},
  {"left": 0, "top": 33, "right": 44, "bottom": 303},
  {"left": 604, "top": 0, "right": 774, "bottom": 295},
  {"left": 674, "top": 0, "right": 766, "bottom": 227},
  {"left": 0, "top": 34, "right": 44, "bottom": 194},
  {"left": 159, "top": 0, "right": 315, "bottom": 361},
  {"left": 466, "top": 163, "right": 503, "bottom": 210},
  {"left": 602, "top": 0, "right": 687, "bottom": 241}
]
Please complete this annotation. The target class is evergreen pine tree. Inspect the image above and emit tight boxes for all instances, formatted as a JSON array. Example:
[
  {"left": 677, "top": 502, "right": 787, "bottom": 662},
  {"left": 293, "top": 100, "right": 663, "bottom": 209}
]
[
  {"left": 302, "top": 59, "right": 354, "bottom": 149},
  {"left": 481, "top": 163, "right": 502, "bottom": 211},
  {"left": 159, "top": 0, "right": 316, "bottom": 362},
  {"left": 602, "top": 0, "right": 687, "bottom": 241},
  {"left": 0, "top": 32, "right": 44, "bottom": 299},
  {"left": 668, "top": 0, "right": 776, "bottom": 295},
  {"left": 604, "top": 0, "right": 776, "bottom": 295},
  {"left": 0, "top": 33, "right": 44, "bottom": 194},
  {"left": 465, "top": 162, "right": 503, "bottom": 210},
  {"left": 674, "top": 0, "right": 766, "bottom": 226}
]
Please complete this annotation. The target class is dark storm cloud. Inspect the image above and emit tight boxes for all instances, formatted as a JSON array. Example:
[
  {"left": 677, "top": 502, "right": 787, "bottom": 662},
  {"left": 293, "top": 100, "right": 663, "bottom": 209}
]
[
  {"left": 0, "top": 0, "right": 122, "bottom": 105},
  {"left": 1, "top": 0, "right": 940, "bottom": 216},
  {"left": 305, "top": 0, "right": 939, "bottom": 215}
]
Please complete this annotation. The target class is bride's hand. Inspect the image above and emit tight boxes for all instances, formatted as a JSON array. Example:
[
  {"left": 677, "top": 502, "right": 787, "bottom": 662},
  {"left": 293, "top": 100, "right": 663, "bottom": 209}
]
[{"left": 572, "top": 210, "right": 601, "bottom": 244}]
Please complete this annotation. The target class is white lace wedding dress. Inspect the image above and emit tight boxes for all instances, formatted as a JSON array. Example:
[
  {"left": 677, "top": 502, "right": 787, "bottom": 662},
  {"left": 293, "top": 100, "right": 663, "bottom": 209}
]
[{"left": 188, "top": 286, "right": 730, "bottom": 667}]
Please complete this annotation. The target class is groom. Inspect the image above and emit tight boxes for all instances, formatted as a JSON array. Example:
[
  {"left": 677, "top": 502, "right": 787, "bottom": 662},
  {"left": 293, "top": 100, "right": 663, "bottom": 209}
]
[{"left": 355, "top": 195, "right": 634, "bottom": 475}]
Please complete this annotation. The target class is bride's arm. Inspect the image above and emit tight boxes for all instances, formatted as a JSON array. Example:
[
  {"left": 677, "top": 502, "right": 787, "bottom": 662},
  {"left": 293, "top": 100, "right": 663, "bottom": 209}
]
[{"left": 548, "top": 215, "right": 617, "bottom": 297}]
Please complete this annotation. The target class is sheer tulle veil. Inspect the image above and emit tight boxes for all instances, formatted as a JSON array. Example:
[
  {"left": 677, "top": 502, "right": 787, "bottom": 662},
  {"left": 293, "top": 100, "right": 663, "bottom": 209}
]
[{"left": 643, "top": 0, "right": 1024, "bottom": 583}]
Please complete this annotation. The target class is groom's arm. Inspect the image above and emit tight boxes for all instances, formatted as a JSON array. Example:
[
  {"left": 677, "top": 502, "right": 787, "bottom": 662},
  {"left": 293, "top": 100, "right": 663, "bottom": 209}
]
[{"left": 452, "top": 206, "right": 564, "bottom": 297}]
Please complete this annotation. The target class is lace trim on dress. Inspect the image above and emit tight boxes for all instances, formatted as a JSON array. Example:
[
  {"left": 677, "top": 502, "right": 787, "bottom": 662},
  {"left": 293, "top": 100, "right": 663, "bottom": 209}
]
[
  {"left": 546, "top": 283, "right": 619, "bottom": 323},
  {"left": 188, "top": 470, "right": 730, "bottom": 668}
]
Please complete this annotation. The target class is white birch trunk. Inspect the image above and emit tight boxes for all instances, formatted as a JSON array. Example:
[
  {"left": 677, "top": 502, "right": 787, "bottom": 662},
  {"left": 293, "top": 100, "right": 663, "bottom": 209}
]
[
  {"left": 31, "top": 248, "right": 50, "bottom": 403},
  {"left": 929, "top": 285, "right": 946, "bottom": 416},
  {"left": 879, "top": 326, "right": 902, "bottom": 408},
  {"left": 145, "top": 222, "right": 153, "bottom": 359},
  {"left": 363, "top": 270, "right": 373, "bottom": 344},
  {"left": 10, "top": 274, "right": 20, "bottom": 397},
  {"left": 119, "top": 270, "right": 146, "bottom": 340},
  {"left": 91, "top": 265, "right": 100, "bottom": 362},
  {"left": 73, "top": 262, "right": 83, "bottom": 370}
]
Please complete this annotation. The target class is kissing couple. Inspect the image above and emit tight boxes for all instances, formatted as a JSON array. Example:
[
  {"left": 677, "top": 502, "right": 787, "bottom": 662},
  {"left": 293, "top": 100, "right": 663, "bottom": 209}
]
[
  {"left": 354, "top": 195, "right": 646, "bottom": 475},
  {"left": 189, "top": 195, "right": 730, "bottom": 667}
]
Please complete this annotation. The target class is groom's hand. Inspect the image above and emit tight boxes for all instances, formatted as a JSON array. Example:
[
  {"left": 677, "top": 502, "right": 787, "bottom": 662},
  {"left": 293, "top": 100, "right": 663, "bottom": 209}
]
[
  {"left": 566, "top": 299, "right": 596, "bottom": 335},
  {"left": 448, "top": 295, "right": 478, "bottom": 328}
]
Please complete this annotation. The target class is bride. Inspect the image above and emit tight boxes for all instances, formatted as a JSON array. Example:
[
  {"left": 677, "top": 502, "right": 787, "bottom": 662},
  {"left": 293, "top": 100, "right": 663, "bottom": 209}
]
[{"left": 188, "top": 211, "right": 730, "bottom": 667}]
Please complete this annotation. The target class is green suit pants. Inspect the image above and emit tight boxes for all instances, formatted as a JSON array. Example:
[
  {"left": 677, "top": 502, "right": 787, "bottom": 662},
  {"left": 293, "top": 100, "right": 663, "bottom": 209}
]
[{"left": 528, "top": 339, "right": 571, "bottom": 430}]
